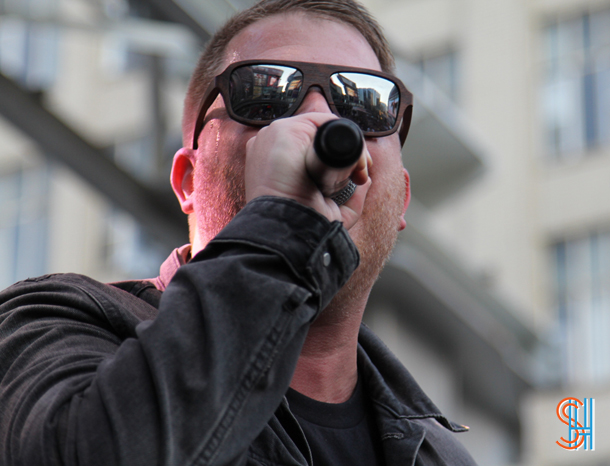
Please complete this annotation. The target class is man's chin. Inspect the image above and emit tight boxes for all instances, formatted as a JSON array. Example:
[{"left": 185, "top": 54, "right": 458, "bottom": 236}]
[{"left": 316, "top": 222, "right": 400, "bottom": 327}]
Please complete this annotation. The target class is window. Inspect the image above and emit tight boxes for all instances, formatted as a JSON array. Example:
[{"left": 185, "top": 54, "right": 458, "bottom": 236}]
[
  {"left": 553, "top": 231, "right": 610, "bottom": 385},
  {"left": 104, "top": 136, "right": 170, "bottom": 279},
  {"left": 0, "top": 0, "right": 56, "bottom": 16},
  {"left": 415, "top": 50, "right": 459, "bottom": 103},
  {"left": 543, "top": 9, "right": 610, "bottom": 159},
  {"left": 0, "top": 165, "right": 50, "bottom": 289},
  {"left": 102, "top": 209, "right": 167, "bottom": 279},
  {"left": 0, "top": 17, "right": 59, "bottom": 91}
]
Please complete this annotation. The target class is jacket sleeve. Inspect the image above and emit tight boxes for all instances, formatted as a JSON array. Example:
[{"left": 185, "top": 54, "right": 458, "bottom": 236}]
[{"left": 0, "top": 197, "right": 359, "bottom": 466}]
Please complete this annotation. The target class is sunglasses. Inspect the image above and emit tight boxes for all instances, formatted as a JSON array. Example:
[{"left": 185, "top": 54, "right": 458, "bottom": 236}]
[{"left": 191, "top": 60, "right": 414, "bottom": 150}]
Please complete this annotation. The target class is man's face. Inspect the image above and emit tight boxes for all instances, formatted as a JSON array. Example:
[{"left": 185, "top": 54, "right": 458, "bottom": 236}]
[{"left": 190, "top": 12, "right": 407, "bottom": 304}]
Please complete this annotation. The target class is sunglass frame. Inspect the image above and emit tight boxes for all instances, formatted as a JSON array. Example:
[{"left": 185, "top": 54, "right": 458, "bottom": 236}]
[{"left": 191, "top": 60, "right": 414, "bottom": 150}]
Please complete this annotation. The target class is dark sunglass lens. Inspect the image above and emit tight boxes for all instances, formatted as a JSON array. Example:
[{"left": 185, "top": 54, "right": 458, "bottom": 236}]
[
  {"left": 230, "top": 65, "right": 303, "bottom": 120},
  {"left": 330, "top": 73, "right": 399, "bottom": 133}
]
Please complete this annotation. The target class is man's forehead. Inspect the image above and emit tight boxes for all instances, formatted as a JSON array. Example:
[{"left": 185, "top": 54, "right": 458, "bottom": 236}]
[{"left": 221, "top": 12, "right": 381, "bottom": 72}]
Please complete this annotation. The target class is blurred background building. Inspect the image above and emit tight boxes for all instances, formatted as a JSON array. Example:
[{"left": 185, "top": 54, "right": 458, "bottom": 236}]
[{"left": 0, "top": 0, "right": 608, "bottom": 464}]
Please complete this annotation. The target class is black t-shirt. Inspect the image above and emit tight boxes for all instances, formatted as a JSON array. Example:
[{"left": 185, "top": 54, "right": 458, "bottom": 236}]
[{"left": 286, "top": 376, "right": 385, "bottom": 466}]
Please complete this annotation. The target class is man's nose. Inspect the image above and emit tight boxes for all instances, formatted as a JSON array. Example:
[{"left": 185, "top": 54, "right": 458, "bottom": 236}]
[{"left": 294, "top": 87, "right": 333, "bottom": 115}]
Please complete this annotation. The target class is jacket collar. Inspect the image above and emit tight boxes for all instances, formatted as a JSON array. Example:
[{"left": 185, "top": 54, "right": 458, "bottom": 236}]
[
  {"left": 358, "top": 323, "right": 468, "bottom": 433},
  {"left": 148, "top": 244, "right": 191, "bottom": 292},
  {"left": 357, "top": 324, "right": 469, "bottom": 465}
]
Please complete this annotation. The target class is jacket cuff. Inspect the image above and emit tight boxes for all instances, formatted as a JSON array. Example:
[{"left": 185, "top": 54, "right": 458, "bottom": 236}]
[{"left": 208, "top": 196, "right": 360, "bottom": 312}]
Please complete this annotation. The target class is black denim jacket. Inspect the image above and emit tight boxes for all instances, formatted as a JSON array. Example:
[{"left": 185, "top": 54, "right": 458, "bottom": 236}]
[{"left": 0, "top": 197, "right": 476, "bottom": 466}]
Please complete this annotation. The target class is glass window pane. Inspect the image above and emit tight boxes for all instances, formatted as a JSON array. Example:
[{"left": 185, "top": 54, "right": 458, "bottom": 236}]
[
  {"left": 543, "top": 18, "right": 586, "bottom": 158},
  {"left": 555, "top": 17, "right": 584, "bottom": 66},
  {"left": 0, "top": 228, "right": 16, "bottom": 288},
  {"left": 15, "top": 218, "right": 46, "bottom": 280},
  {"left": 0, "top": 14, "right": 58, "bottom": 90},
  {"left": 423, "top": 53, "right": 458, "bottom": 101},
  {"left": 554, "top": 232, "right": 610, "bottom": 385},
  {"left": 25, "top": 23, "right": 58, "bottom": 89},
  {"left": 0, "top": 166, "right": 49, "bottom": 287},
  {"left": 543, "top": 78, "right": 585, "bottom": 155},
  {"left": 542, "top": 11, "right": 610, "bottom": 157},
  {"left": 590, "top": 9, "right": 610, "bottom": 51},
  {"left": 103, "top": 209, "right": 165, "bottom": 279},
  {"left": 0, "top": 174, "right": 19, "bottom": 228},
  {"left": 595, "top": 68, "right": 610, "bottom": 144},
  {"left": 417, "top": 51, "right": 459, "bottom": 103},
  {"left": 0, "top": 18, "right": 27, "bottom": 79},
  {"left": 591, "top": 234, "right": 610, "bottom": 380},
  {"left": 590, "top": 10, "right": 610, "bottom": 146}
]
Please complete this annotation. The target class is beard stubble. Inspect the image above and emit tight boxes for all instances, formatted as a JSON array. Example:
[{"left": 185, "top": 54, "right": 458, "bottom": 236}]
[{"left": 193, "top": 146, "right": 404, "bottom": 323}]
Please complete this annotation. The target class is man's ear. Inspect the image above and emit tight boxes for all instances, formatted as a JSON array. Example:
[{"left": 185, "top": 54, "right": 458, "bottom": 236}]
[
  {"left": 171, "top": 147, "right": 196, "bottom": 215},
  {"left": 399, "top": 168, "right": 410, "bottom": 231}
]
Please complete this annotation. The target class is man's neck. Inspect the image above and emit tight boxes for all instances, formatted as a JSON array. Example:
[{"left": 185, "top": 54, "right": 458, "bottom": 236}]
[{"left": 289, "top": 295, "right": 366, "bottom": 404}]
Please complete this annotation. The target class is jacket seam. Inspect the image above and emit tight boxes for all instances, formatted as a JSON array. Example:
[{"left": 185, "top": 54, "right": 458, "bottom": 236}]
[
  {"left": 248, "top": 450, "right": 292, "bottom": 466},
  {"left": 189, "top": 289, "right": 303, "bottom": 466}
]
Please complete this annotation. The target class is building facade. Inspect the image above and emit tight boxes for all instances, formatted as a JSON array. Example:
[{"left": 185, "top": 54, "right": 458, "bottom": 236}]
[{"left": 360, "top": 0, "right": 610, "bottom": 464}]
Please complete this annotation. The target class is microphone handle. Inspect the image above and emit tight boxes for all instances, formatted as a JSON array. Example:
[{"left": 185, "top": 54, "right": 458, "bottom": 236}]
[{"left": 306, "top": 119, "right": 363, "bottom": 201}]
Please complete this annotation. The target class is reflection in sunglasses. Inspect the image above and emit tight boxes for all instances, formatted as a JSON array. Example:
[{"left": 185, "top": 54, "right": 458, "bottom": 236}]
[
  {"left": 330, "top": 73, "right": 398, "bottom": 132},
  {"left": 230, "top": 65, "right": 398, "bottom": 133},
  {"left": 231, "top": 65, "right": 303, "bottom": 120}
]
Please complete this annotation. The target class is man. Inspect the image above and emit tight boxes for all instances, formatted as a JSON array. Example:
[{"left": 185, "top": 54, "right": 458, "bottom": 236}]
[{"left": 0, "top": 1, "right": 477, "bottom": 465}]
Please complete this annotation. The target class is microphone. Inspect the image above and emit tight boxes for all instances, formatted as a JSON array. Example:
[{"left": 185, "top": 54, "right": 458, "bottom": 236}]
[{"left": 306, "top": 119, "right": 364, "bottom": 205}]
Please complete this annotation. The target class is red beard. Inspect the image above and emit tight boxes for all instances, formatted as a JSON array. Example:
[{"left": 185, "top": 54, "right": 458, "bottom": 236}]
[{"left": 193, "top": 144, "right": 405, "bottom": 322}]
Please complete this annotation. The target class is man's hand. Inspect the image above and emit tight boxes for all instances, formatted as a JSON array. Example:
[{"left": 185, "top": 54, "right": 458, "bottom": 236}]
[{"left": 244, "top": 113, "right": 372, "bottom": 229}]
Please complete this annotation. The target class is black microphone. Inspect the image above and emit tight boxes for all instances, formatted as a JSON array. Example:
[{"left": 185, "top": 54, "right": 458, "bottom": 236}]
[{"left": 306, "top": 119, "right": 363, "bottom": 204}]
